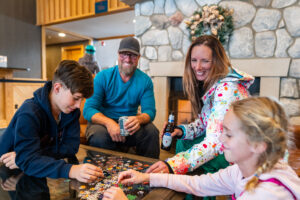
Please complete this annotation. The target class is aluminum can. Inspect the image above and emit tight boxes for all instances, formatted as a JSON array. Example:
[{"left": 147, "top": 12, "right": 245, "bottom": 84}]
[{"left": 119, "top": 116, "right": 130, "bottom": 136}]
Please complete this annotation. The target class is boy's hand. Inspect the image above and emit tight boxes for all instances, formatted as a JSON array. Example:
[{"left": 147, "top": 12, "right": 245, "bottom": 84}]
[
  {"left": 0, "top": 173, "right": 23, "bottom": 191},
  {"left": 118, "top": 169, "right": 149, "bottom": 185},
  {"left": 69, "top": 163, "right": 103, "bottom": 183},
  {"left": 107, "top": 121, "right": 125, "bottom": 142},
  {"left": 125, "top": 116, "right": 140, "bottom": 135},
  {"left": 145, "top": 161, "right": 169, "bottom": 173},
  {"left": 103, "top": 186, "right": 127, "bottom": 200},
  {"left": 0, "top": 152, "right": 19, "bottom": 169}
]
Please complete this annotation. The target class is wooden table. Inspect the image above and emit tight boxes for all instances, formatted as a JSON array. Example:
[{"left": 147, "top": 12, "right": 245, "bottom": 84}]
[{"left": 76, "top": 145, "right": 186, "bottom": 200}]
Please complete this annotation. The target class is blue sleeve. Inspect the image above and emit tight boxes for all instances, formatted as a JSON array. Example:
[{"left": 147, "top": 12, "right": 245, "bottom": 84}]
[
  {"left": 140, "top": 78, "right": 156, "bottom": 121},
  {"left": 83, "top": 72, "right": 105, "bottom": 122},
  {"left": 14, "top": 113, "right": 72, "bottom": 179},
  {"left": 58, "top": 112, "right": 80, "bottom": 157}
]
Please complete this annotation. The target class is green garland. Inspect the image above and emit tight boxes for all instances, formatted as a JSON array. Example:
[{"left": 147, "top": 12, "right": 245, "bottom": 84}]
[{"left": 185, "top": 5, "right": 234, "bottom": 45}]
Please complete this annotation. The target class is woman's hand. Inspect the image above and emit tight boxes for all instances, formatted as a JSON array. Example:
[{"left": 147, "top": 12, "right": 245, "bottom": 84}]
[
  {"left": 118, "top": 169, "right": 149, "bottom": 185},
  {"left": 103, "top": 187, "right": 128, "bottom": 200},
  {"left": 69, "top": 163, "right": 103, "bottom": 183},
  {"left": 171, "top": 128, "right": 183, "bottom": 138},
  {"left": 145, "top": 161, "right": 170, "bottom": 173},
  {"left": 161, "top": 122, "right": 183, "bottom": 138}
]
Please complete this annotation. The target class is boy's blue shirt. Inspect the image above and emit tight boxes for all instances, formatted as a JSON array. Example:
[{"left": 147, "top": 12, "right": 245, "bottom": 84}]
[
  {"left": 83, "top": 65, "right": 156, "bottom": 122},
  {"left": 0, "top": 82, "right": 80, "bottom": 179}
]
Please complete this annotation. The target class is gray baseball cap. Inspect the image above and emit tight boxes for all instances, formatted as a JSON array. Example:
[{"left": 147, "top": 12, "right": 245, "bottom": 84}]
[{"left": 118, "top": 37, "right": 140, "bottom": 56}]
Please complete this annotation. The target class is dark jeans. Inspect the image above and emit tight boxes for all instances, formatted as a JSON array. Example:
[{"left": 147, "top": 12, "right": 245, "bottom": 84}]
[{"left": 86, "top": 122, "right": 160, "bottom": 159}]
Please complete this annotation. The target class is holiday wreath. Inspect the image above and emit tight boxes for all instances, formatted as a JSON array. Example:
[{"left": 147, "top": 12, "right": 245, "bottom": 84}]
[{"left": 185, "top": 5, "right": 234, "bottom": 45}]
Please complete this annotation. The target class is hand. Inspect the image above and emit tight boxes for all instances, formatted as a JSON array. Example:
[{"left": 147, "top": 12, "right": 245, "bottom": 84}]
[
  {"left": 124, "top": 116, "right": 141, "bottom": 135},
  {"left": 0, "top": 152, "right": 19, "bottom": 169},
  {"left": 145, "top": 161, "right": 170, "bottom": 173},
  {"left": 103, "top": 186, "right": 127, "bottom": 200},
  {"left": 0, "top": 173, "right": 23, "bottom": 191},
  {"left": 118, "top": 169, "right": 149, "bottom": 185},
  {"left": 69, "top": 163, "right": 103, "bottom": 183},
  {"left": 160, "top": 123, "right": 183, "bottom": 139},
  {"left": 171, "top": 128, "right": 183, "bottom": 138},
  {"left": 106, "top": 121, "right": 125, "bottom": 142}
]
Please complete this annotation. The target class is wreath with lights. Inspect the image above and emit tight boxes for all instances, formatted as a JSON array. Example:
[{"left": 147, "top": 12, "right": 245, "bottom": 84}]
[{"left": 185, "top": 5, "right": 234, "bottom": 45}]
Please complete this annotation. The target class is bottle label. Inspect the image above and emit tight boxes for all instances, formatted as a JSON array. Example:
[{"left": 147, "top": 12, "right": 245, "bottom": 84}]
[{"left": 162, "top": 132, "right": 172, "bottom": 148}]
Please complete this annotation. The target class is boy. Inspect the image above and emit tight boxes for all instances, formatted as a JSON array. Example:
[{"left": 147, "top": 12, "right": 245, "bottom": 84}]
[{"left": 0, "top": 60, "right": 103, "bottom": 183}]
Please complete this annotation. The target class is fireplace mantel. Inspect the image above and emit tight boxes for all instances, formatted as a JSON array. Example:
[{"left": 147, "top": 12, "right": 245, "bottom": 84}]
[{"left": 149, "top": 58, "right": 290, "bottom": 130}]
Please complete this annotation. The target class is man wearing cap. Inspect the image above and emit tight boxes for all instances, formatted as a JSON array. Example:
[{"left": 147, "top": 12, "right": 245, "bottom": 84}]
[
  {"left": 83, "top": 37, "right": 159, "bottom": 159},
  {"left": 78, "top": 45, "right": 100, "bottom": 74}
]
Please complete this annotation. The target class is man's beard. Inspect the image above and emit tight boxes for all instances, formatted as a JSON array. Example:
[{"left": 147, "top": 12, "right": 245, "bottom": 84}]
[{"left": 118, "top": 64, "right": 137, "bottom": 76}]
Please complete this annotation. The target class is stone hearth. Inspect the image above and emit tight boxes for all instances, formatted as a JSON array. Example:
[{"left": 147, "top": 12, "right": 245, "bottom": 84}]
[{"left": 150, "top": 58, "right": 290, "bottom": 130}]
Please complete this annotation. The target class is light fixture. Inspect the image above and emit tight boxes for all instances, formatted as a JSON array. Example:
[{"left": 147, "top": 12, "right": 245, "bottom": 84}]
[
  {"left": 58, "top": 32, "right": 66, "bottom": 37},
  {"left": 132, "top": 19, "right": 136, "bottom": 23}
]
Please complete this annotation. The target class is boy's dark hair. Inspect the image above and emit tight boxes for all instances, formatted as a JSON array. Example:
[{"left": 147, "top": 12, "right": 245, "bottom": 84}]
[{"left": 52, "top": 60, "right": 94, "bottom": 98}]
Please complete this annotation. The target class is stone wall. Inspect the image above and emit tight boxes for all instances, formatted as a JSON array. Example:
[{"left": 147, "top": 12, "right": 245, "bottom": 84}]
[{"left": 134, "top": 0, "right": 300, "bottom": 124}]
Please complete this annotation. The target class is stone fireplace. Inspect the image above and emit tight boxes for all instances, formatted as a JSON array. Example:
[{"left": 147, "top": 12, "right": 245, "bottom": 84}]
[
  {"left": 132, "top": 0, "right": 300, "bottom": 129},
  {"left": 150, "top": 58, "right": 290, "bottom": 129}
]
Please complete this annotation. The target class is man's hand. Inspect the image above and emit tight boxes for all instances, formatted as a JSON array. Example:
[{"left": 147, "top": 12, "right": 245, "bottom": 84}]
[
  {"left": 118, "top": 169, "right": 149, "bottom": 185},
  {"left": 106, "top": 121, "right": 125, "bottom": 142},
  {"left": 125, "top": 116, "right": 141, "bottom": 135},
  {"left": 103, "top": 187, "right": 128, "bottom": 200},
  {"left": 69, "top": 163, "right": 103, "bottom": 183},
  {"left": 0, "top": 152, "right": 19, "bottom": 169},
  {"left": 145, "top": 161, "right": 170, "bottom": 173}
]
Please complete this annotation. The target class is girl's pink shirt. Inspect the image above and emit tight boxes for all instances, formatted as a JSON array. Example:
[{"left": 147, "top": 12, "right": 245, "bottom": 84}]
[{"left": 150, "top": 161, "right": 300, "bottom": 199}]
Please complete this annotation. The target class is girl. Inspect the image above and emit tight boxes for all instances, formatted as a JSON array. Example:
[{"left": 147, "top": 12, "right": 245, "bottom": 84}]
[{"left": 103, "top": 97, "right": 300, "bottom": 200}]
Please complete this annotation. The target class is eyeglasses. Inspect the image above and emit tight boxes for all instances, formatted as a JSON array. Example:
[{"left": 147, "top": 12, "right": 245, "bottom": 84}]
[{"left": 119, "top": 52, "right": 138, "bottom": 60}]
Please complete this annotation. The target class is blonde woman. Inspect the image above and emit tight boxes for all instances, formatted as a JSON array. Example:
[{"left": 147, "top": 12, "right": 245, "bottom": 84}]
[{"left": 105, "top": 97, "right": 300, "bottom": 200}]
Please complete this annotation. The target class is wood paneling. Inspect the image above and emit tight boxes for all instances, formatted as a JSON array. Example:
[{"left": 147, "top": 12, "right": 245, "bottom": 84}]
[
  {"left": 0, "top": 77, "right": 44, "bottom": 128},
  {"left": 36, "top": 0, "right": 96, "bottom": 25},
  {"left": 36, "top": 0, "right": 130, "bottom": 25},
  {"left": 108, "top": 0, "right": 130, "bottom": 11},
  {"left": 13, "top": 83, "right": 44, "bottom": 111}
]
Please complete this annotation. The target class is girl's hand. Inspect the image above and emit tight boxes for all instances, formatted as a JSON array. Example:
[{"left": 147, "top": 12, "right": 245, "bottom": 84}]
[
  {"left": 103, "top": 187, "right": 127, "bottom": 200},
  {"left": 118, "top": 169, "right": 150, "bottom": 185}
]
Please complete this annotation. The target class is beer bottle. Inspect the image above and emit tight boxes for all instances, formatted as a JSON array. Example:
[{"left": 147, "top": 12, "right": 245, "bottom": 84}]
[{"left": 161, "top": 113, "right": 175, "bottom": 151}]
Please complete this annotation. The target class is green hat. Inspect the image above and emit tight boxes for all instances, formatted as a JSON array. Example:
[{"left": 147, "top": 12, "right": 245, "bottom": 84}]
[{"left": 85, "top": 45, "right": 96, "bottom": 54}]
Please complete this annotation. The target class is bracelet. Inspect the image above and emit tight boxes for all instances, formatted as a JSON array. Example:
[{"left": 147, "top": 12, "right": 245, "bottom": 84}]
[{"left": 163, "top": 161, "right": 174, "bottom": 174}]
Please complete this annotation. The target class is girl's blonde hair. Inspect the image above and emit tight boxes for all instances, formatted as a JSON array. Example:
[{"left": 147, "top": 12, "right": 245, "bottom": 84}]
[
  {"left": 230, "top": 97, "right": 288, "bottom": 191},
  {"left": 183, "top": 35, "right": 231, "bottom": 116}
]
